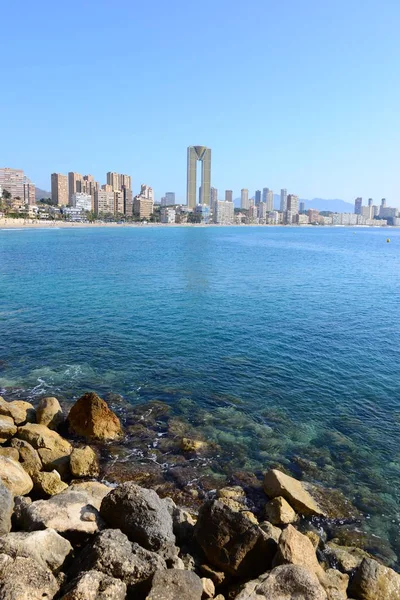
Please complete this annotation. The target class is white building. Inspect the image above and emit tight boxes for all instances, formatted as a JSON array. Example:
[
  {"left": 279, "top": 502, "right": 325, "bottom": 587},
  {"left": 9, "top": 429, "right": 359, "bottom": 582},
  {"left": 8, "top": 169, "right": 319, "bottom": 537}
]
[
  {"left": 161, "top": 207, "right": 176, "bottom": 223},
  {"left": 262, "top": 188, "right": 274, "bottom": 212},
  {"left": 257, "top": 202, "right": 267, "bottom": 222},
  {"left": 214, "top": 200, "right": 234, "bottom": 224},
  {"left": 240, "top": 189, "right": 249, "bottom": 210},
  {"left": 71, "top": 192, "right": 92, "bottom": 212}
]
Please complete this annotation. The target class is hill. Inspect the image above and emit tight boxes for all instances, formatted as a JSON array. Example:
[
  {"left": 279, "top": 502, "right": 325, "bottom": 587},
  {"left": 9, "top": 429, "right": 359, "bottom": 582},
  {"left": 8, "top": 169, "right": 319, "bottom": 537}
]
[{"left": 35, "top": 187, "right": 51, "bottom": 200}]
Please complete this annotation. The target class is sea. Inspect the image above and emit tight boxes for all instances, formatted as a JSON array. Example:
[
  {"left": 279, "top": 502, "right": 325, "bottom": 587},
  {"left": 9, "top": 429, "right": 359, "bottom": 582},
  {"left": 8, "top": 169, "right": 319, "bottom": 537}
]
[{"left": 0, "top": 225, "right": 399, "bottom": 562}]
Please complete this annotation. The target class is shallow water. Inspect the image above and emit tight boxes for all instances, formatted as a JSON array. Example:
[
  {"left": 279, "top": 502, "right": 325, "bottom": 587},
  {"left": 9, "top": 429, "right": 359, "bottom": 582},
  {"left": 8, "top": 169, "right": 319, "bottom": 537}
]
[{"left": 0, "top": 226, "right": 399, "bottom": 561}]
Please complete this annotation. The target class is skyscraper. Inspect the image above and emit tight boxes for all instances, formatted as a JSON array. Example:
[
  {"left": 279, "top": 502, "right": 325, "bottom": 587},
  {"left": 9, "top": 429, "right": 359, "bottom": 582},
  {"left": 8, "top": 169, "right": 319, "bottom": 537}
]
[
  {"left": 107, "top": 172, "right": 120, "bottom": 191},
  {"left": 210, "top": 187, "right": 218, "bottom": 210},
  {"left": 354, "top": 197, "right": 362, "bottom": 214},
  {"left": 266, "top": 189, "right": 274, "bottom": 212},
  {"left": 51, "top": 173, "right": 69, "bottom": 206},
  {"left": 255, "top": 190, "right": 261, "bottom": 204},
  {"left": 241, "top": 189, "right": 249, "bottom": 209},
  {"left": 299, "top": 201, "right": 305, "bottom": 213},
  {"left": 0, "top": 168, "right": 35, "bottom": 205},
  {"left": 165, "top": 192, "right": 175, "bottom": 205},
  {"left": 287, "top": 194, "right": 299, "bottom": 224},
  {"left": 280, "top": 189, "right": 287, "bottom": 212},
  {"left": 68, "top": 172, "right": 83, "bottom": 203},
  {"left": 186, "top": 146, "right": 211, "bottom": 209},
  {"left": 225, "top": 190, "right": 233, "bottom": 203},
  {"left": 368, "top": 198, "right": 373, "bottom": 207}
]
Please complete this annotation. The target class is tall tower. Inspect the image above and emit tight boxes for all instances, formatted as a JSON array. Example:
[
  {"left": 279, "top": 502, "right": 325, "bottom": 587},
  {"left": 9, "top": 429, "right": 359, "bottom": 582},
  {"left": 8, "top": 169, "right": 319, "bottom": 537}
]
[
  {"left": 187, "top": 146, "right": 211, "bottom": 209},
  {"left": 280, "top": 189, "right": 287, "bottom": 212},
  {"left": 354, "top": 197, "right": 362, "bottom": 215},
  {"left": 241, "top": 189, "right": 249, "bottom": 209},
  {"left": 51, "top": 173, "right": 69, "bottom": 206}
]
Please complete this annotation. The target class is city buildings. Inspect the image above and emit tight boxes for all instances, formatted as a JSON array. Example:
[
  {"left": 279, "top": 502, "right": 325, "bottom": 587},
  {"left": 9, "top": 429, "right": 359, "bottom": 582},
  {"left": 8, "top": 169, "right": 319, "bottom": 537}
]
[
  {"left": 354, "top": 197, "right": 362, "bottom": 215},
  {"left": 225, "top": 190, "right": 233, "bottom": 203},
  {"left": 71, "top": 192, "right": 92, "bottom": 212},
  {"left": 214, "top": 199, "right": 234, "bottom": 224},
  {"left": 255, "top": 190, "right": 261, "bottom": 204},
  {"left": 51, "top": 173, "right": 69, "bottom": 206},
  {"left": 134, "top": 184, "right": 154, "bottom": 220},
  {"left": 186, "top": 145, "right": 211, "bottom": 208},
  {"left": 165, "top": 192, "right": 175, "bottom": 205},
  {"left": 265, "top": 189, "right": 274, "bottom": 212},
  {"left": 280, "top": 189, "right": 287, "bottom": 212},
  {"left": 286, "top": 194, "right": 299, "bottom": 223},
  {"left": 161, "top": 207, "right": 176, "bottom": 223},
  {"left": 68, "top": 172, "right": 83, "bottom": 202},
  {"left": 299, "top": 201, "right": 305, "bottom": 212},
  {"left": 94, "top": 190, "right": 114, "bottom": 215},
  {"left": 308, "top": 209, "right": 319, "bottom": 223},
  {"left": 194, "top": 204, "right": 210, "bottom": 224},
  {"left": 258, "top": 202, "right": 267, "bottom": 222},
  {"left": 0, "top": 168, "right": 35, "bottom": 205},
  {"left": 210, "top": 187, "right": 218, "bottom": 211},
  {"left": 241, "top": 188, "right": 249, "bottom": 210}
]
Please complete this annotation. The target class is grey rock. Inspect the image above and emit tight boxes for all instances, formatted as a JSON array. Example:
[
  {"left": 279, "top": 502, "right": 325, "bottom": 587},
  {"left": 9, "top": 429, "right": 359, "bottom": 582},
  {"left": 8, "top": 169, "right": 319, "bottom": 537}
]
[
  {"left": 60, "top": 570, "right": 126, "bottom": 600},
  {"left": 0, "top": 479, "right": 13, "bottom": 536},
  {"left": 235, "top": 565, "right": 328, "bottom": 599},
  {"left": 100, "top": 482, "right": 175, "bottom": 551},
  {"left": 146, "top": 569, "right": 203, "bottom": 600},
  {"left": 68, "top": 481, "right": 112, "bottom": 510},
  {"left": 0, "top": 553, "right": 59, "bottom": 600},
  {"left": 349, "top": 557, "right": 400, "bottom": 600},
  {"left": 0, "top": 529, "right": 72, "bottom": 572}
]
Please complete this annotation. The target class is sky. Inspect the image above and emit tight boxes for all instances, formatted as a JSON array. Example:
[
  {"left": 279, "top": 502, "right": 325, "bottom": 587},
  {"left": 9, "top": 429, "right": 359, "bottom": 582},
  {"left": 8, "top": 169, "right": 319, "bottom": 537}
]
[{"left": 1, "top": 0, "right": 400, "bottom": 204}]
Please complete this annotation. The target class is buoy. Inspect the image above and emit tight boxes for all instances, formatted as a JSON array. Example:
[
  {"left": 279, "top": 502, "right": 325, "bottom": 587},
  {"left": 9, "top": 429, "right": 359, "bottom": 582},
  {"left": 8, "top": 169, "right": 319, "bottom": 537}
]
[{"left": 387, "top": 238, "right": 391, "bottom": 243}]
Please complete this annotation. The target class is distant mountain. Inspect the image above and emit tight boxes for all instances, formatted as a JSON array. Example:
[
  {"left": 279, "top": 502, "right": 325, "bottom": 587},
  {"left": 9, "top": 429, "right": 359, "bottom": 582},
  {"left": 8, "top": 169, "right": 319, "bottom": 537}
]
[
  {"left": 234, "top": 195, "right": 353, "bottom": 213},
  {"left": 35, "top": 187, "right": 51, "bottom": 200}
]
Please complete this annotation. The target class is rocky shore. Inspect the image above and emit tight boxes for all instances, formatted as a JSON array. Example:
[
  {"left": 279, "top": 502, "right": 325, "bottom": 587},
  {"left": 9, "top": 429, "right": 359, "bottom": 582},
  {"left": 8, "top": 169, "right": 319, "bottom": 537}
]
[{"left": 0, "top": 391, "right": 398, "bottom": 599}]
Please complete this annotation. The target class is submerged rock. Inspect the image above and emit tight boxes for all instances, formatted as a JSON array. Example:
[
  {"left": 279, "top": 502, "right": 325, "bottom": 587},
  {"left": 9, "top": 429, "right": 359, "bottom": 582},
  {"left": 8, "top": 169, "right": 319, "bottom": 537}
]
[
  {"left": 146, "top": 569, "right": 203, "bottom": 600},
  {"left": 0, "top": 553, "right": 59, "bottom": 600},
  {"left": 36, "top": 397, "right": 64, "bottom": 431},
  {"left": 234, "top": 565, "right": 328, "bottom": 600},
  {"left": 263, "top": 469, "right": 324, "bottom": 517},
  {"left": 68, "top": 392, "right": 123, "bottom": 441},
  {"left": 60, "top": 570, "right": 127, "bottom": 600},
  {"left": 349, "top": 557, "right": 400, "bottom": 600},
  {"left": 0, "top": 456, "right": 33, "bottom": 495}
]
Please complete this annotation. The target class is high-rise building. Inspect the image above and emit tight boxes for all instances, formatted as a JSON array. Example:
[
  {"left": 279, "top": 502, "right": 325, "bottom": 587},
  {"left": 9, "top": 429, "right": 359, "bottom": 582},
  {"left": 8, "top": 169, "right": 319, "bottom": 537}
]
[
  {"left": 210, "top": 187, "right": 218, "bottom": 204},
  {"left": 258, "top": 202, "right": 267, "bottom": 222},
  {"left": 71, "top": 192, "right": 92, "bottom": 212},
  {"left": 68, "top": 172, "right": 83, "bottom": 203},
  {"left": 225, "top": 190, "right": 233, "bottom": 203},
  {"left": 120, "top": 174, "right": 131, "bottom": 190},
  {"left": 354, "top": 197, "right": 362, "bottom": 215},
  {"left": 255, "top": 190, "right": 261, "bottom": 204},
  {"left": 308, "top": 209, "right": 319, "bottom": 224},
  {"left": 165, "top": 192, "right": 175, "bottom": 205},
  {"left": 186, "top": 146, "right": 211, "bottom": 209},
  {"left": 280, "top": 189, "right": 287, "bottom": 212},
  {"left": 51, "top": 173, "right": 69, "bottom": 206},
  {"left": 266, "top": 189, "right": 274, "bottom": 212},
  {"left": 114, "top": 190, "right": 125, "bottom": 215},
  {"left": 300, "top": 201, "right": 305, "bottom": 213},
  {"left": 101, "top": 184, "right": 113, "bottom": 192},
  {"left": 107, "top": 172, "right": 120, "bottom": 191},
  {"left": 214, "top": 200, "right": 234, "bottom": 224},
  {"left": 125, "top": 189, "right": 133, "bottom": 217},
  {"left": 286, "top": 194, "right": 299, "bottom": 223},
  {"left": 368, "top": 198, "right": 373, "bottom": 207},
  {"left": 241, "top": 188, "right": 249, "bottom": 210},
  {"left": 381, "top": 198, "right": 387, "bottom": 208},
  {"left": 134, "top": 184, "right": 154, "bottom": 219},
  {"left": 0, "top": 167, "right": 35, "bottom": 205},
  {"left": 95, "top": 190, "right": 114, "bottom": 215}
]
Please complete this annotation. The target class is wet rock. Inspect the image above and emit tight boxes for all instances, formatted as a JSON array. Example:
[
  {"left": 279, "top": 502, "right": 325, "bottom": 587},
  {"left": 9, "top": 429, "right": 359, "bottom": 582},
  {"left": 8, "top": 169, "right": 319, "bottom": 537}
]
[
  {"left": 100, "top": 482, "right": 175, "bottom": 551},
  {"left": 218, "top": 497, "right": 258, "bottom": 524},
  {"left": 0, "top": 398, "right": 35, "bottom": 425},
  {"left": 263, "top": 469, "right": 324, "bottom": 516},
  {"left": 36, "top": 397, "right": 64, "bottom": 430},
  {"left": 32, "top": 471, "right": 69, "bottom": 498},
  {"left": 194, "top": 499, "right": 277, "bottom": 577},
  {"left": 349, "top": 557, "right": 400, "bottom": 600},
  {"left": 68, "top": 392, "right": 122, "bottom": 441},
  {"left": 11, "top": 438, "right": 42, "bottom": 476},
  {"left": 146, "top": 569, "right": 203, "bottom": 600},
  {"left": 60, "top": 570, "right": 127, "bottom": 600},
  {"left": 0, "top": 415, "right": 17, "bottom": 443},
  {"left": 234, "top": 565, "right": 328, "bottom": 600},
  {"left": 265, "top": 496, "right": 298, "bottom": 525},
  {"left": 0, "top": 529, "right": 72, "bottom": 572},
  {"left": 0, "top": 456, "right": 33, "bottom": 495},
  {"left": 70, "top": 446, "right": 99, "bottom": 478},
  {"left": 327, "top": 524, "right": 397, "bottom": 566},
  {"left": 0, "top": 553, "right": 59, "bottom": 600},
  {"left": 0, "top": 447, "right": 19, "bottom": 461},
  {"left": 305, "top": 482, "right": 362, "bottom": 520},
  {"left": 0, "top": 479, "right": 13, "bottom": 536},
  {"left": 15, "top": 424, "right": 72, "bottom": 477},
  {"left": 325, "top": 542, "right": 371, "bottom": 573}
]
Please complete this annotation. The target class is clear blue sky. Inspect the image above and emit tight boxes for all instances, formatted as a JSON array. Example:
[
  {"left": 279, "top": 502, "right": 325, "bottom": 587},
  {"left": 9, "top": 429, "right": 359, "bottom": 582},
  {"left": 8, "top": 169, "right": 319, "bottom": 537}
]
[{"left": 2, "top": 0, "right": 399, "bottom": 204}]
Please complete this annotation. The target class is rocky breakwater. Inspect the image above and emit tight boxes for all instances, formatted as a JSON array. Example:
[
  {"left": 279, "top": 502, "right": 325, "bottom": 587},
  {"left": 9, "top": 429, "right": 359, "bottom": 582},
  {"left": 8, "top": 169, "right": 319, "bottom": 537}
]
[{"left": 0, "top": 391, "right": 398, "bottom": 599}]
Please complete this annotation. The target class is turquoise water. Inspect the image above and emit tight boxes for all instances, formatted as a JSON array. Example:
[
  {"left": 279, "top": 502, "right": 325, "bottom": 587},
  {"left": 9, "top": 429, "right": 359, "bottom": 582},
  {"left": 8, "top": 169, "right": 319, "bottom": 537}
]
[{"left": 0, "top": 226, "right": 399, "bottom": 560}]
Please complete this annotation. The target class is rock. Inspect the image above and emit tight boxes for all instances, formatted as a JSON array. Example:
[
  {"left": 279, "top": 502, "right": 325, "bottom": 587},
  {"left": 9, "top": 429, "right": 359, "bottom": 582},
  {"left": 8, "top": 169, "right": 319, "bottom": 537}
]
[
  {"left": 32, "top": 471, "right": 69, "bottom": 498},
  {"left": 168, "top": 502, "right": 196, "bottom": 545},
  {"left": 36, "top": 397, "right": 64, "bottom": 430},
  {"left": 349, "top": 557, "right": 400, "bottom": 600},
  {"left": 0, "top": 553, "right": 59, "bottom": 600},
  {"left": 322, "top": 568, "right": 349, "bottom": 600},
  {"left": 22, "top": 489, "right": 103, "bottom": 541},
  {"left": 199, "top": 564, "right": 226, "bottom": 586},
  {"left": 234, "top": 564, "right": 328, "bottom": 600},
  {"left": 146, "top": 569, "right": 203, "bottom": 600},
  {"left": 325, "top": 542, "right": 370, "bottom": 573},
  {"left": 100, "top": 482, "right": 175, "bottom": 551},
  {"left": 0, "top": 397, "right": 35, "bottom": 425},
  {"left": 263, "top": 469, "right": 324, "bottom": 516},
  {"left": 15, "top": 423, "right": 72, "bottom": 477},
  {"left": 70, "top": 529, "right": 166, "bottom": 592},
  {"left": 0, "top": 415, "right": 17, "bottom": 443},
  {"left": 218, "top": 497, "right": 258, "bottom": 524},
  {"left": 0, "top": 447, "right": 19, "bottom": 461},
  {"left": 12, "top": 495, "right": 32, "bottom": 529},
  {"left": 68, "top": 481, "right": 112, "bottom": 510},
  {"left": 180, "top": 438, "right": 208, "bottom": 453},
  {"left": 305, "top": 531, "right": 321, "bottom": 550},
  {"left": 265, "top": 496, "right": 298, "bottom": 525},
  {"left": 305, "top": 482, "right": 362, "bottom": 521},
  {"left": 217, "top": 485, "right": 246, "bottom": 500},
  {"left": 10, "top": 438, "right": 42, "bottom": 476},
  {"left": 60, "top": 570, "right": 127, "bottom": 600},
  {"left": 0, "top": 456, "right": 33, "bottom": 495},
  {"left": 274, "top": 524, "right": 321, "bottom": 575},
  {"left": 259, "top": 520, "right": 282, "bottom": 542},
  {"left": 68, "top": 392, "right": 122, "bottom": 441},
  {"left": 194, "top": 499, "right": 277, "bottom": 577},
  {"left": 0, "top": 529, "right": 72, "bottom": 572},
  {"left": 70, "top": 446, "right": 99, "bottom": 478},
  {"left": 201, "top": 577, "right": 215, "bottom": 599},
  {"left": 0, "top": 479, "right": 13, "bottom": 536}
]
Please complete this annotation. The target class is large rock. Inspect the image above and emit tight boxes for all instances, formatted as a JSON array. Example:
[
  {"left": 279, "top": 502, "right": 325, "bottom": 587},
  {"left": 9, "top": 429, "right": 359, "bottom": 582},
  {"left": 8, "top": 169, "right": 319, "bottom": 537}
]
[
  {"left": 100, "top": 482, "right": 175, "bottom": 551},
  {"left": 325, "top": 541, "right": 371, "bottom": 573},
  {"left": 0, "top": 529, "right": 72, "bottom": 572},
  {"left": 68, "top": 392, "right": 122, "bottom": 441},
  {"left": 69, "top": 529, "right": 166, "bottom": 592},
  {"left": 68, "top": 481, "right": 112, "bottom": 510},
  {"left": 10, "top": 438, "right": 42, "bottom": 476},
  {"left": 15, "top": 423, "right": 72, "bottom": 476},
  {"left": 265, "top": 496, "right": 298, "bottom": 525},
  {"left": 264, "top": 469, "right": 324, "bottom": 516},
  {"left": 60, "top": 570, "right": 127, "bottom": 600},
  {"left": 0, "top": 447, "right": 19, "bottom": 461},
  {"left": 194, "top": 499, "right": 278, "bottom": 577},
  {"left": 0, "top": 415, "right": 17, "bottom": 443},
  {"left": 0, "top": 479, "right": 13, "bottom": 536},
  {"left": 235, "top": 565, "right": 328, "bottom": 600},
  {"left": 0, "top": 553, "right": 59, "bottom": 600},
  {"left": 22, "top": 489, "right": 103, "bottom": 541},
  {"left": 146, "top": 569, "right": 203, "bottom": 600},
  {"left": 70, "top": 446, "right": 99, "bottom": 478},
  {"left": 349, "top": 557, "right": 400, "bottom": 600},
  {"left": 36, "top": 397, "right": 64, "bottom": 430},
  {"left": 32, "top": 471, "right": 69, "bottom": 497},
  {"left": 0, "top": 397, "right": 35, "bottom": 425},
  {"left": 0, "top": 456, "right": 33, "bottom": 495}
]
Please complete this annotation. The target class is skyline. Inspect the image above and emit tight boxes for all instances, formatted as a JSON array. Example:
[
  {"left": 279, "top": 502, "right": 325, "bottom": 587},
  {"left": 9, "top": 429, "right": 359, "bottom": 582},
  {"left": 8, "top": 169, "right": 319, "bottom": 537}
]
[{"left": 2, "top": 1, "right": 400, "bottom": 204}]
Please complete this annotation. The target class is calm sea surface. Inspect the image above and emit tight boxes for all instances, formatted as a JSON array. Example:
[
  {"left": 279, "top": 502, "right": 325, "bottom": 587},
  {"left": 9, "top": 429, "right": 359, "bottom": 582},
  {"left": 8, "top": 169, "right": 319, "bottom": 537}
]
[{"left": 0, "top": 226, "right": 399, "bottom": 558}]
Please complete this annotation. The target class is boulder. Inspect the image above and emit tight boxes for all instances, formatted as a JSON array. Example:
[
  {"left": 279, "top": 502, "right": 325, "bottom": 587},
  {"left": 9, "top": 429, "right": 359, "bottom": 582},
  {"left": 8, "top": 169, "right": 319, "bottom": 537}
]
[
  {"left": 322, "top": 568, "right": 349, "bottom": 600},
  {"left": 11, "top": 438, "right": 42, "bottom": 476},
  {"left": 36, "top": 397, "right": 64, "bottom": 430},
  {"left": 0, "top": 456, "right": 33, "bottom": 495},
  {"left": 32, "top": 471, "right": 69, "bottom": 498},
  {"left": 15, "top": 423, "right": 72, "bottom": 476},
  {"left": 201, "top": 577, "right": 215, "bottom": 599},
  {"left": 274, "top": 524, "right": 321, "bottom": 575},
  {"left": 194, "top": 499, "right": 278, "bottom": 577},
  {"left": 146, "top": 569, "right": 203, "bottom": 600},
  {"left": 325, "top": 542, "right": 371, "bottom": 573},
  {"left": 70, "top": 446, "right": 99, "bottom": 478},
  {"left": 263, "top": 469, "right": 324, "bottom": 516},
  {"left": 100, "top": 482, "right": 175, "bottom": 551},
  {"left": 0, "top": 397, "right": 35, "bottom": 425},
  {"left": 0, "top": 415, "right": 17, "bottom": 443},
  {"left": 0, "top": 447, "right": 19, "bottom": 461},
  {"left": 60, "top": 570, "right": 127, "bottom": 600},
  {"left": 234, "top": 565, "right": 328, "bottom": 600},
  {"left": 265, "top": 496, "right": 298, "bottom": 525},
  {"left": 22, "top": 489, "right": 103, "bottom": 542},
  {"left": 0, "top": 529, "right": 72, "bottom": 572},
  {"left": 0, "top": 553, "right": 59, "bottom": 600},
  {"left": 259, "top": 521, "right": 282, "bottom": 543},
  {"left": 68, "top": 392, "right": 122, "bottom": 441},
  {"left": 349, "top": 557, "right": 400, "bottom": 600},
  {"left": 68, "top": 481, "right": 112, "bottom": 510},
  {"left": 12, "top": 495, "right": 32, "bottom": 529},
  {"left": 0, "top": 479, "right": 13, "bottom": 536}
]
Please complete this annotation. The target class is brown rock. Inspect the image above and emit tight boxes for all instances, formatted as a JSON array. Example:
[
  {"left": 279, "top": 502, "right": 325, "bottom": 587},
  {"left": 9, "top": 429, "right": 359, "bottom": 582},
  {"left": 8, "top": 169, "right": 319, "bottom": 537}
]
[
  {"left": 68, "top": 392, "right": 122, "bottom": 441},
  {"left": 0, "top": 415, "right": 17, "bottom": 444},
  {"left": 11, "top": 438, "right": 42, "bottom": 476},
  {"left": 0, "top": 447, "right": 19, "bottom": 461},
  {"left": 234, "top": 565, "right": 328, "bottom": 600},
  {"left": 36, "top": 397, "right": 64, "bottom": 430},
  {"left": 0, "top": 397, "right": 35, "bottom": 425},
  {"left": 349, "top": 557, "right": 400, "bottom": 600},
  {"left": 265, "top": 496, "right": 298, "bottom": 525},
  {"left": 263, "top": 469, "right": 324, "bottom": 516},
  {"left": 201, "top": 577, "right": 215, "bottom": 599},
  {"left": 15, "top": 423, "right": 72, "bottom": 477},
  {"left": 217, "top": 485, "right": 246, "bottom": 500},
  {"left": 274, "top": 524, "right": 322, "bottom": 575},
  {"left": 70, "top": 446, "right": 99, "bottom": 478},
  {"left": 180, "top": 438, "right": 208, "bottom": 452},
  {"left": 32, "top": 471, "right": 69, "bottom": 498},
  {"left": 0, "top": 456, "right": 33, "bottom": 495}
]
